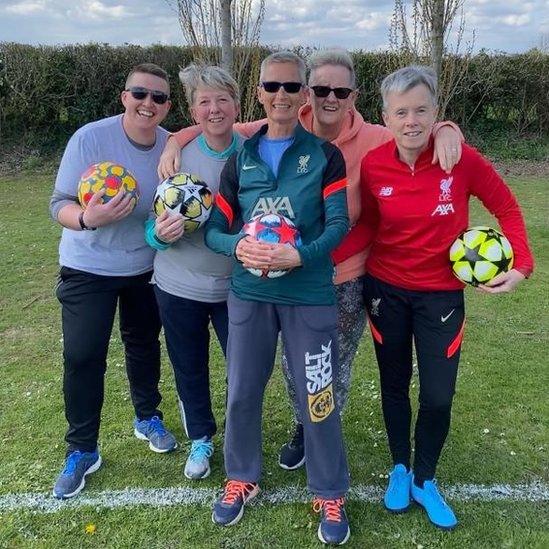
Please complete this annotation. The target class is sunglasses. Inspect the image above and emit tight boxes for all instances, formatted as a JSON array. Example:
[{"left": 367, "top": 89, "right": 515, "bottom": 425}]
[
  {"left": 311, "top": 86, "right": 354, "bottom": 99},
  {"left": 125, "top": 86, "right": 170, "bottom": 105},
  {"left": 261, "top": 81, "right": 303, "bottom": 94}
]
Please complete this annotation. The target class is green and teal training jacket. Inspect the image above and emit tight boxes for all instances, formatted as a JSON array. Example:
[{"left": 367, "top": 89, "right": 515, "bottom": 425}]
[{"left": 205, "top": 123, "right": 349, "bottom": 306}]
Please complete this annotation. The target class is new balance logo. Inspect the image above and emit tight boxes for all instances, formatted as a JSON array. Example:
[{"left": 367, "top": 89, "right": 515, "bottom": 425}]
[
  {"left": 379, "top": 186, "right": 393, "bottom": 197},
  {"left": 251, "top": 196, "right": 295, "bottom": 219},
  {"left": 431, "top": 203, "right": 455, "bottom": 216},
  {"left": 242, "top": 164, "right": 257, "bottom": 171}
]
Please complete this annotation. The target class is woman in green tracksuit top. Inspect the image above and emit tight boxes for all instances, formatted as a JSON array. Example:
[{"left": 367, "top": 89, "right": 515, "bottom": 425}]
[{"left": 205, "top": 51, "right": 351, "bottom": 547}]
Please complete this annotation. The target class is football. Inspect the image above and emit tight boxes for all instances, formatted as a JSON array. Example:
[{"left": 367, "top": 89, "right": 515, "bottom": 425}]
[
  {"left": 153, "top": 173, "right": 213, "bottom": 233},
  {"left": 449, "top": 226, "right": 514, "bottom": 286},
  {"left": 242, "top": 213, "right": 302, "bottom": 278},
  {"left": 78, "top": 162, "right": 139, "bottom": 209}
]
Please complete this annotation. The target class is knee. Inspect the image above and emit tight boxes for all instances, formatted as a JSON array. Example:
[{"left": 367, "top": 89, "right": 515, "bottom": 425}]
[{"left": 418, "top": 390, "right": 454, "bottom": 412}]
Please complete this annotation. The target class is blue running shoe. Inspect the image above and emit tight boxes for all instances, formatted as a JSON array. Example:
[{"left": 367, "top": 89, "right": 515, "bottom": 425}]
[
  {"left": 52, "top": 449, "right": 102, "bottom": 499},
  {"left": 212, "top": 480, "right": 259, "bottom": 526},
  {"left": 184, "top": 437, "right": 214, "bottom": 479},
  {"left": 411, "top": 476, "right": 458, "bottom": 530},
  {"left": 134, "top": 416, "right": 177, "bottom": 453},
  {"left": 313, "top": 497, "right": 350, "bottom": 545},
  {"left": 384, "top": 464, "right": 412, "bottom": 513}
]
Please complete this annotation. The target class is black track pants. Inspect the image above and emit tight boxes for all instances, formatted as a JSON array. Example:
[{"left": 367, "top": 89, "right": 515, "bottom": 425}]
[
  {"left": 56, "top": 267, "right": 162, "bottom": 453},
  {"left": 363, "top": 274, "right": 465, "bottom": 482}
]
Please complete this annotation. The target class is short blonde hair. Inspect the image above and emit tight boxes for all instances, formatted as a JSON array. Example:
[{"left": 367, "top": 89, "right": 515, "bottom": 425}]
[{"left": 178, "top": 64, "right": 240, "bottom": 106}]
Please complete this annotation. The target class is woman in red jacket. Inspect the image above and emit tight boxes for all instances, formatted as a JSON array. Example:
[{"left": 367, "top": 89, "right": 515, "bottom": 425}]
[{"left": 334, "top": 65, "right": 534, "bottom": 530}]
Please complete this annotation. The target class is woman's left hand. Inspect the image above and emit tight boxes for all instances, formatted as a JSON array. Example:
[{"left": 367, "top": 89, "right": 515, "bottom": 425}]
[
  {"left": 477, "top": 269, "right": 525, "bottom": 294},
  {"left": 267, "top": 244, "right": 302, "bottom": 271},
  {"left": 432, "top": 126, "right": 462, "bottom": 174}
]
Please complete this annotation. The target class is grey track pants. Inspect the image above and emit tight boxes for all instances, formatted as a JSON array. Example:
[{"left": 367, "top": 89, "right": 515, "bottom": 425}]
[
  {"left": 223, "top": 292, "right": 350, "bottom": 498},
  {"left": 281, "top": 277, "right": 367, "bottom": 422}
]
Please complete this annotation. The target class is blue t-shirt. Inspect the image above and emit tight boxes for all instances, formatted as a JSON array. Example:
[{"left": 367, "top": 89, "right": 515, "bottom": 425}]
[{"left": 258, "top": 135, "right": 294, "bottom": 177}]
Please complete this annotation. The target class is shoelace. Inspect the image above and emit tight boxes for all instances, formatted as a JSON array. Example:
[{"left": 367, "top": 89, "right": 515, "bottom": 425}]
[
  {"left": 189, "top": 439, "right": 213, "bottom": 462},
  {"left": 147, "top": 416, "right": 167, "bottom": 435},
  {"left": 221, "top": 480, "right": 256, "bottom": 504},
  {"left": 312, "top": 497, "right": 345, "bottom": 522},
  {"left": 62, "top": 451, "right": 83, "bottom": 475},
  {"left": 424, "top": 480, "right": 450, "bottom": 509}
]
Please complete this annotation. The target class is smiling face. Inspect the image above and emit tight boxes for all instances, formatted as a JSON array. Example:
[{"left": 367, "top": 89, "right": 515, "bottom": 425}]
[
  {"left": 257, "top": 62, "right": 307, "bottom": 130},
  {"left": 309, "top": 64, "right": 356, "bottom": 135},
  {"left": 121, "top": 72, "right": 171, "bottom": 141},
  {"left": 190, "top": 85, "right": 238, "bottom": 147},
  {"left": 382, "top": 83, "right": 438, "bottom": 163}
]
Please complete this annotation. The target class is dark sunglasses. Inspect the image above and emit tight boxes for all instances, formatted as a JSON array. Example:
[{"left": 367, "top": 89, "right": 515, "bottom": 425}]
[
  {"left": 261, "top": 81, "right": 303, "bottom": 94},
  {"left": 125, "top": 86, "right": 170, "bottom": 105},
  {"left": 311, "top": 86, "right": 354, "bottom": 99}
]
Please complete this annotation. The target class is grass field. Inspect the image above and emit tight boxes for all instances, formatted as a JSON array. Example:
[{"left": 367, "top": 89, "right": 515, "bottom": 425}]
[{"left": 0, "top": 170, "right": 547, "bottom": 548}]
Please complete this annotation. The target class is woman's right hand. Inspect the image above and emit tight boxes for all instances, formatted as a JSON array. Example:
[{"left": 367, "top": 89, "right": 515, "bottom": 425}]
[
  {"left": 157, "top": 136, "right": 183, "bottom": 180},
  {"left": 155, "top": 210, "right": 184, "bottom": 243}
]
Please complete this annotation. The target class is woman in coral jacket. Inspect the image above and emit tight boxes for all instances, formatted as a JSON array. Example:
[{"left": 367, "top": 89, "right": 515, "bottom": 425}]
[
  {"left": 157, "top": 50, "right": 464, "bottom": 471},
  {"left": 334, "top": 65, "right": 534, "bottom": 531}
]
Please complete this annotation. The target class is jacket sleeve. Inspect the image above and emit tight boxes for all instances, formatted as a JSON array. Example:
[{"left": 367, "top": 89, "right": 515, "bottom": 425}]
[
  {"left": 173, "top": 125, "right": 202, "bottom": 148},
  {"left": 466, "top": 146, "right": 534, "bottom": 276},
  {"left": 204, "top": 153, "right": 245, "bottom": 257},
  {"left": 144, "top": 217, "right": 171, "bottom": 251},
  {"left": 173, "top": 119, "right": 266, "bottom": 147},
  {"left": 332, "top": 154, "right": 379, "bottom": 264},
  {"left": 297, "top": 143, "right": 349, "bottom": 266}
]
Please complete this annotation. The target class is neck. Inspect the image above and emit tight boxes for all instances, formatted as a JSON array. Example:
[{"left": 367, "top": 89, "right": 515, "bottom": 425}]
[
  {"left": 312, "top": 117, "right": 344, "bottom": 143},
  {"left": 266, "top": 120, "right": 298, "bottom": 139},
  {"left": 122, "top": 115, "right": 156, "bottom": 146},
  {"left": 397, "top": 144, "right": 428, "bottom": 168},
  {"left": 204, "top": 132, "right": 233, "bottom": 152}
]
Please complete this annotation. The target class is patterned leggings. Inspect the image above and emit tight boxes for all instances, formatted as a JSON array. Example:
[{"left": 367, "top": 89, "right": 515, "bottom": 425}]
[{"left": 281, "top": 277, "right": 366, "bottom": 422}]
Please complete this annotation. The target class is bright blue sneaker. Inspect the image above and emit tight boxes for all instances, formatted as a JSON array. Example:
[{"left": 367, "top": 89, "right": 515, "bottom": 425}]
[
  {"left": 212, "top": 480, "right": 259, "bottom": 526},
  {"left": 411, "top": 476, "right": 458, "bottom": 530},
  {"left": 52, "top": 449, "right": 102, "bottom": 499},
  {"left": 133, "top": 416, "right": 177, "bottom": 453},
  {"left": 313, "top": 497, "right": 350, "bottom": 545},
  {"left": 384, "top": 463, "right": 412, "bottom": 513},
  {"left": 184, "top": 437, "right": 214, "bottom": 479}
]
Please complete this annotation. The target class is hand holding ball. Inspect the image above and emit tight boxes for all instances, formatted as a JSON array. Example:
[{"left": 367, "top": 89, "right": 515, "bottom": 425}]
[{"left": 78, "top": 162, "right": 139, "bottom": 210}]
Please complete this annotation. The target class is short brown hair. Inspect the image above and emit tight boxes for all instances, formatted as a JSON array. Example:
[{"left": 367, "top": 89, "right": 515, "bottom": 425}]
[{"left": 125, "top": 63, "right": 170, "bottom": 93}]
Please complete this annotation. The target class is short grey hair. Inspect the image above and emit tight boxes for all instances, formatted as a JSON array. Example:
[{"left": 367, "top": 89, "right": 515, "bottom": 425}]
[
  {"left": 307, "top": 48, "right": 356, "bottom": 89},
  {"left": 259, "top": 51, "right": 307, "bottom": 85},
  {"left": 178, "top": 64, "right": 240, "bottom": 106},
  {"left": 380, "top": 65, "right": 437, "bottom": 110}
]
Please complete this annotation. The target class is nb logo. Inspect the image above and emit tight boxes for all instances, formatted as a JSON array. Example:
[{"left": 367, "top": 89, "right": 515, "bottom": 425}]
[{"left": 379, "top": 186, "right": 393, "bottom": 197}]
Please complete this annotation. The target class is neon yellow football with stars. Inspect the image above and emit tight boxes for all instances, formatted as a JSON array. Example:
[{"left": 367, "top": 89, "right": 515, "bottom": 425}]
[{"left": 449, "top": 226, "right": 514, "bottom": 286}]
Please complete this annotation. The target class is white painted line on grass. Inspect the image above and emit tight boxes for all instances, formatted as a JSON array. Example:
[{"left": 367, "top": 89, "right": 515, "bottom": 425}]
[{"left": 0, "top": 481, "right": 547, "bottom": 514}]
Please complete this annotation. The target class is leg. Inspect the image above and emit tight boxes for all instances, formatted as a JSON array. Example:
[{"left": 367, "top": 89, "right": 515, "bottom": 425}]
[
  {"left": 210, "top": 300, "right": 229, "bottom": 357},
  {"left": 223, "top": 293, "right": 279, "bottom": 483},
  {"left": 334, "top": 277, "right": 367, "bottom": 414},
  {"left": 281, "top": 304, "right": 349, "bottom": 499},
  {"left": 364, "top": 275, "right": 414, "bottom": 469},
  {"left": 118, "top": 272, "right": 162, "bottom": 421},
  {"left": 413, "top": 290, "right": 465, "bottom": 483},
  {"left": 154, "top": 286, "right": 216, "bottom": 440},
  {"left": 56, "top": 267, "right": 118, "bottom": 453}
]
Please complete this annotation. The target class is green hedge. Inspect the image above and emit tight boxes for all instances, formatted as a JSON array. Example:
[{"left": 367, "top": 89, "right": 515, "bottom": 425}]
[{"left": 1, "top": 43, "right": 547, "bottom": 159}]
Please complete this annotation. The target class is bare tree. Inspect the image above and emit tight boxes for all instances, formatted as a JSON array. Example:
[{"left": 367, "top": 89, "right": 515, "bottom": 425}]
[
  {"left": 389, "top": 0, "right": 474, "bottom": 118},
  {"left": 168, "top": 0, "right": 265, "bottom": 120}
]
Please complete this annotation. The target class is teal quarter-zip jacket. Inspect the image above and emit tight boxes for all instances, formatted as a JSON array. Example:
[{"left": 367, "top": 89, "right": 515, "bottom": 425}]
[{"left": 205, "top": 123, "right": 349, "bottom": 305}]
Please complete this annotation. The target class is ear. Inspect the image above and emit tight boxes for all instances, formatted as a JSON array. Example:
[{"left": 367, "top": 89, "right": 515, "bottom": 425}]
[
  {"left": 300, "top": 86, "right": 310, "bottom": 106},
  {"left": 349, "top": 89, "right": 358, "bottom": 109},
  {"left": 381, "top": 109, "right": 388, "bottom": 126},
  {"left": 257, "top": 85, "right": 265, "bottom": 106},
  {"left": 190, "top": 105, "right": 197, "bottom": 124},
  {"left": 121, "top": 90, "right": 129, "bottom": 109}
]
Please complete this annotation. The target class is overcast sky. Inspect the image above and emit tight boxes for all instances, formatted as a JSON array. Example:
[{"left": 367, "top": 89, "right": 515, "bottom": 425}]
[{"left": 1, "top": 0, "right": 547, "bottom": 53}]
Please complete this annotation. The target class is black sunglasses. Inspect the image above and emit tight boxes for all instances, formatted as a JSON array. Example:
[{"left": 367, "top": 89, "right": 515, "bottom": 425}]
[
  {"left": 126, "top": 86, "right": 170, "bottom": 105},
  {"left": 261, "top": 81, "right": 303, "bottom": 94},
  {"left": 311, "top": 86, "right": 354, "bottom": 99}
]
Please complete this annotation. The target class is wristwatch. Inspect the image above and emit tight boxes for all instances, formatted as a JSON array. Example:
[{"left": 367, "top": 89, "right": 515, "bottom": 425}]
[{"left": 78, "top": 211, "right": 96, "bottom": 231}]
